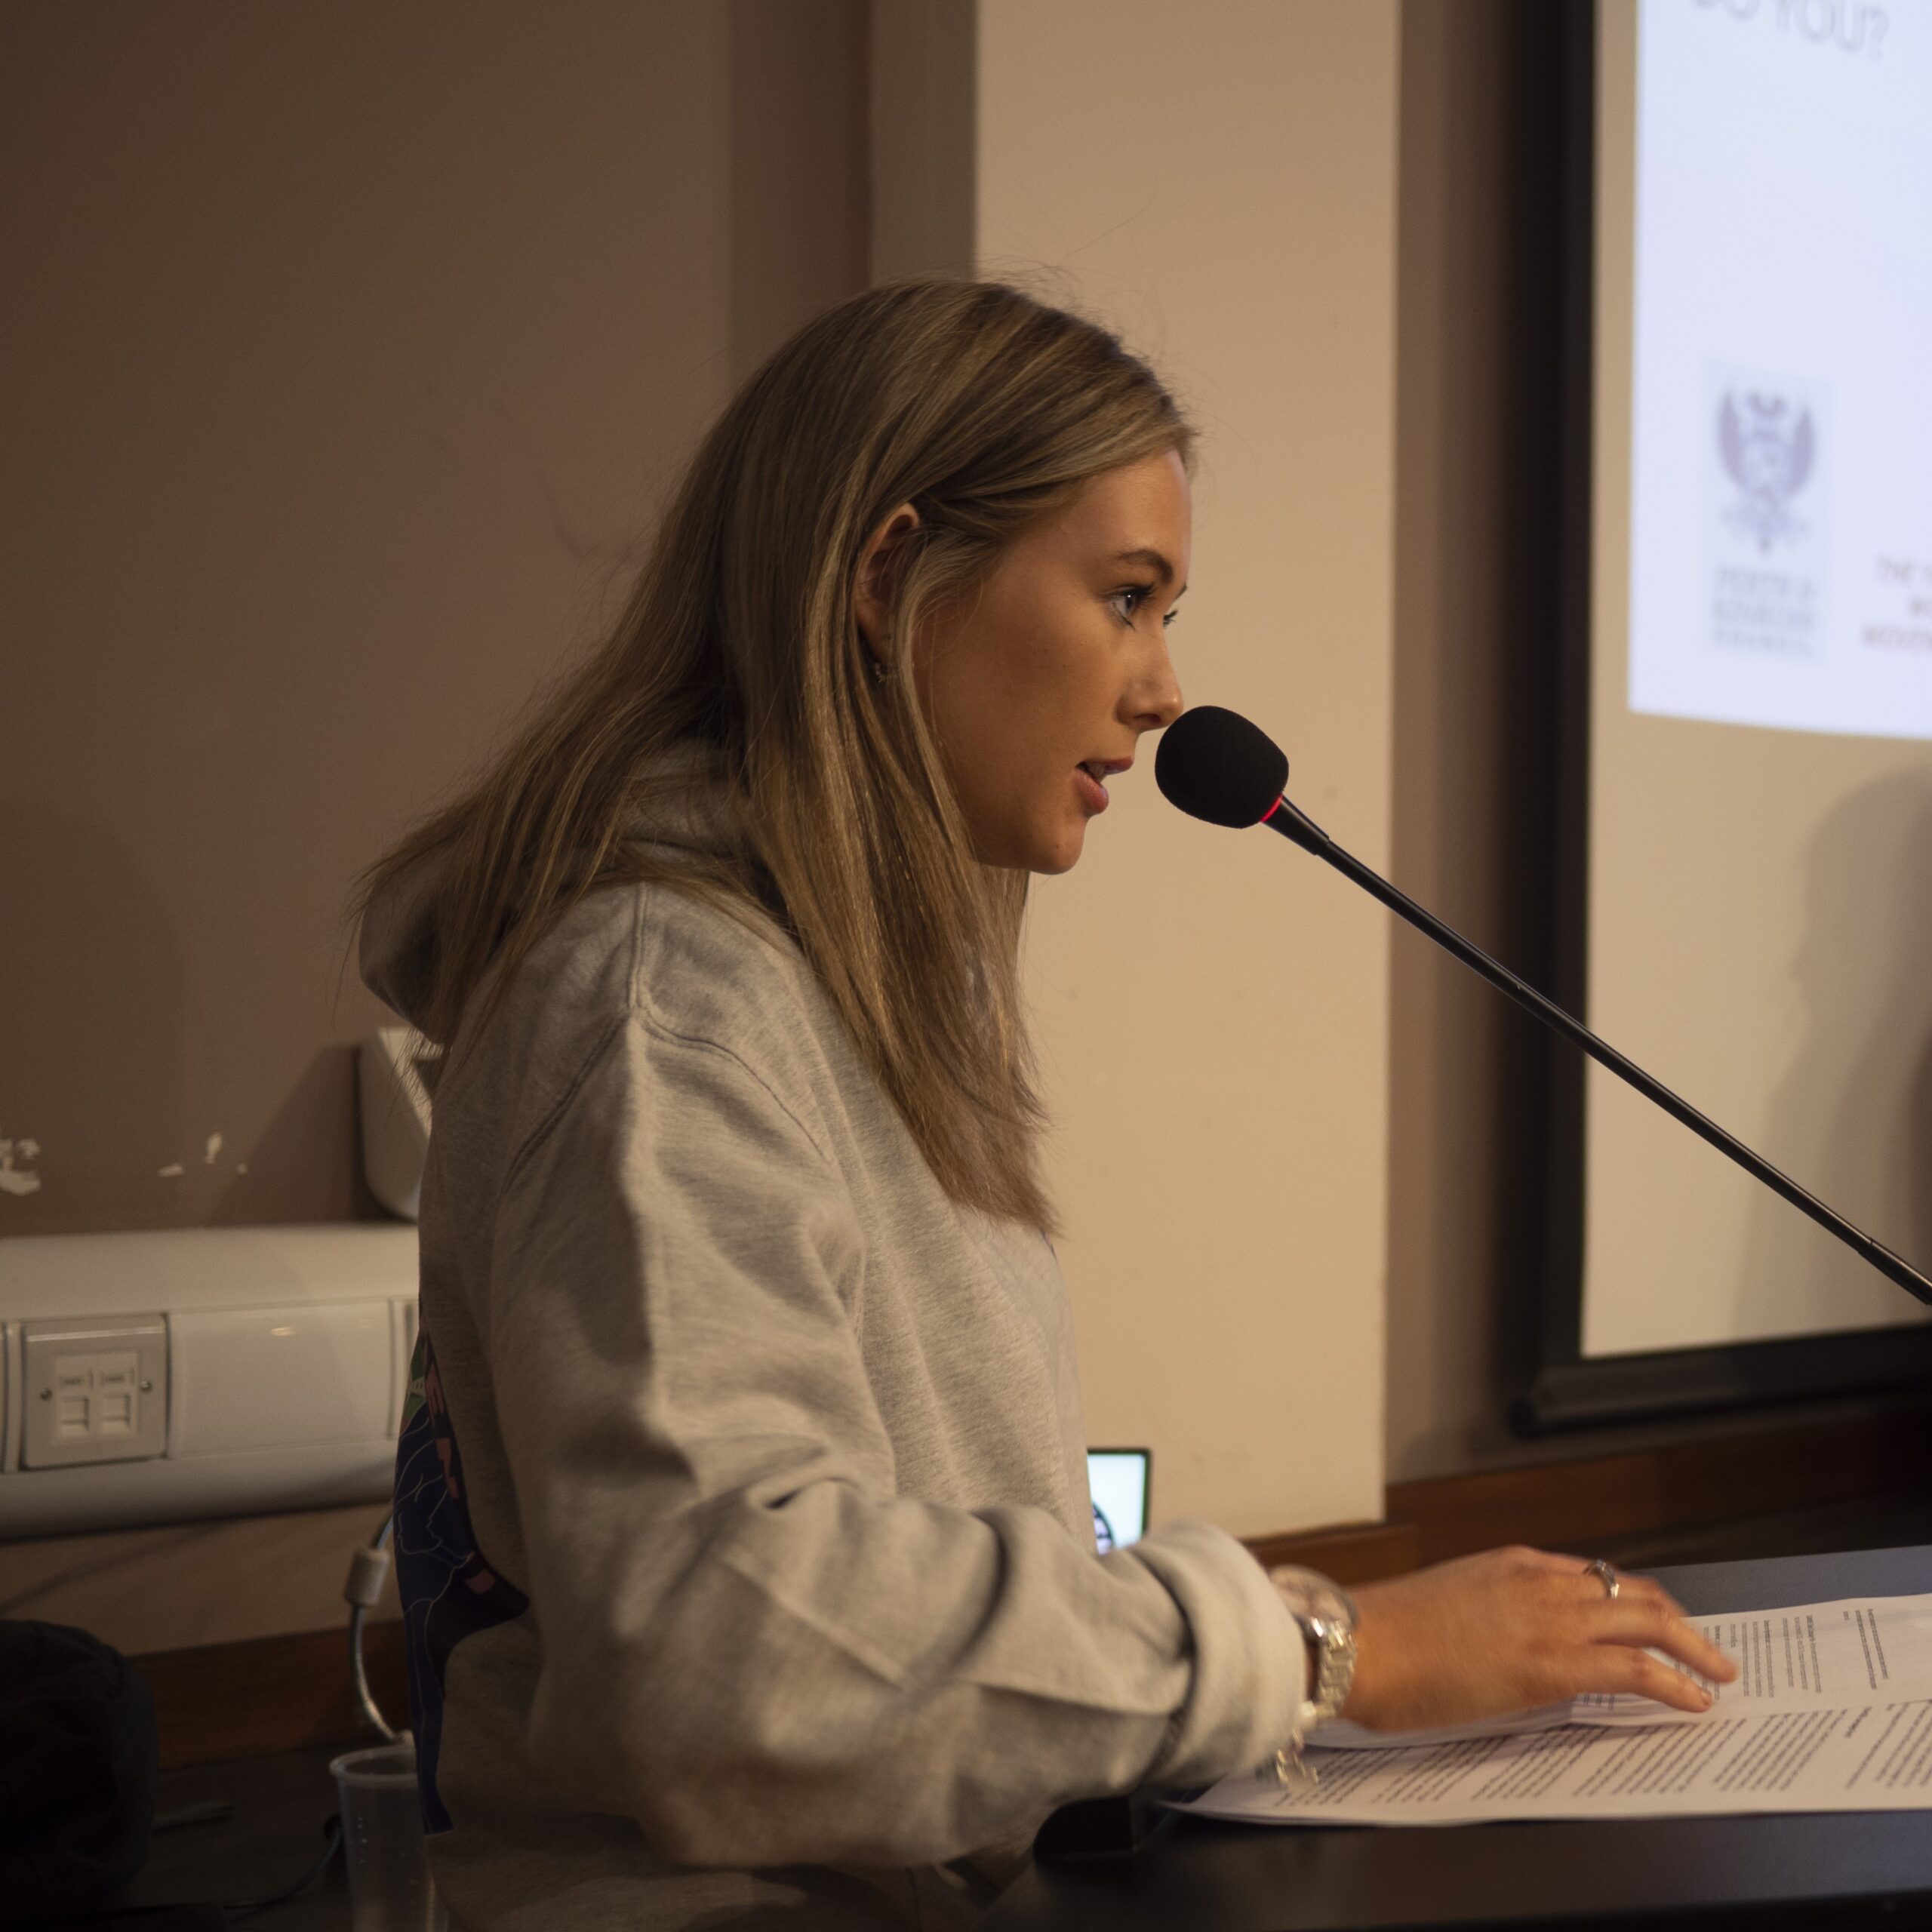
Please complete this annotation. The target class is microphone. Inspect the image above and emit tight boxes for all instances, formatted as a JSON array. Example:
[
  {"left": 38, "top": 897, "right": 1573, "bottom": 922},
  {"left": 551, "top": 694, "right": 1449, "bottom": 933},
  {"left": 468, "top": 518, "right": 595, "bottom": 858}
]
[{"left": 1154, "top": 704, "right": 1932, "bottom": 1311}]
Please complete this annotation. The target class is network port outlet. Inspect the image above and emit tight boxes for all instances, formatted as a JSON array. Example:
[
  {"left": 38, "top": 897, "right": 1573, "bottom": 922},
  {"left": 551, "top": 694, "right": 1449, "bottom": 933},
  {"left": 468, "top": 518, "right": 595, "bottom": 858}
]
[{"left": 21, "top": 1315, "right": 168, "bottom": 1469}]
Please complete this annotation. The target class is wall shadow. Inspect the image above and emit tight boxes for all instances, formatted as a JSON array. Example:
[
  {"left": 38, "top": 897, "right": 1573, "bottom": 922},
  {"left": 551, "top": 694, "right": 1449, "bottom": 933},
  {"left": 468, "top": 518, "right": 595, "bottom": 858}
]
[
  {"left": 1739, "top": 774, "right": 1932, "bottom": 1336},
  {"left": 727, "top": 0, "right": 870, "bottom": 384}
]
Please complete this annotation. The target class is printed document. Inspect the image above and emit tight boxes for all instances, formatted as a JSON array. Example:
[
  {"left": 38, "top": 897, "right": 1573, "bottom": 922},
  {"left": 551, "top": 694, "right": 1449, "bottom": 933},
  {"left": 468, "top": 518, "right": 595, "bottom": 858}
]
[{"left": 1176, "top": 1593, "right": 1932, "bottom": 1826}]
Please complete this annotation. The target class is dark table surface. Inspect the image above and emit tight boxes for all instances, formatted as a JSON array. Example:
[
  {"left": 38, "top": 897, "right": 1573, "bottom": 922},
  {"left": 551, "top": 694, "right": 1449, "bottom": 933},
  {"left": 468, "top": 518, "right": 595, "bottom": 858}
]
[
  {"left": 983, "top": 1543, "right": 1932, "bottom": 1932},
  {"left": 113, "top": 1546, "right": 1932, "bottom": 1931},
  {"left": 115, "top": 1741, "right": 352, "bottom": 1930}
]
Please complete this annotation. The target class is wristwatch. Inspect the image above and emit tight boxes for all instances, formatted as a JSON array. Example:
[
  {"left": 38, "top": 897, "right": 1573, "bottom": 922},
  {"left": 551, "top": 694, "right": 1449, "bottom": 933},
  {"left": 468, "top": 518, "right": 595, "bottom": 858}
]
[{"left": 1266, "top": 1564, "right": 1359, "bottom": 1787}]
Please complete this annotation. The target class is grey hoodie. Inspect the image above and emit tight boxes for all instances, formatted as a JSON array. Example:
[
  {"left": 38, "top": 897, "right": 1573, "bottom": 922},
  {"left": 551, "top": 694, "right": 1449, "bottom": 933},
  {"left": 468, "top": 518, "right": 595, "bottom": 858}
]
[{"left": 358, "top": 779, "right": 1305, "bottom": 1930}]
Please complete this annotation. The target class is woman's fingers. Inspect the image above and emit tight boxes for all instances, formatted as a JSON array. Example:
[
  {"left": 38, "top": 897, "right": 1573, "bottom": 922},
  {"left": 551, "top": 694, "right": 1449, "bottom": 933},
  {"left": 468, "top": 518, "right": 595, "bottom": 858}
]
[
  {"left": 1656, "top": 1614, "right": 1738, "bottom": 1683},
  {"left": 1553, "top": 1638, "right": 1723, "bottom": 1715},
  {"left": 1614, "top": 1575, "right": 1698, "bottom": 1630},
  {"left": 1583, "top": 1598, "right": 1737, "bottom": 1682},
  {"left": 1576, "top": 1592, "right": 1746, "bottom": 1684},
  {"left": 1577, "top": 1643, "right": 1716, "bottom": 1712},
  {"left": 1609, "top": 1571, "right": 1678, "bottom": 1613}
]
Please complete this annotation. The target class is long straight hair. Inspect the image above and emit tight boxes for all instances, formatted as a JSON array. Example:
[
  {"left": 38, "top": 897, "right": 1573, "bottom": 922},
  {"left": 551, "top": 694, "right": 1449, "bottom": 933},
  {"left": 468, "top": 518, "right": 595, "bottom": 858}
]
[{"left": 352, "top": 280, "right": 1192, "bottom": 1230}]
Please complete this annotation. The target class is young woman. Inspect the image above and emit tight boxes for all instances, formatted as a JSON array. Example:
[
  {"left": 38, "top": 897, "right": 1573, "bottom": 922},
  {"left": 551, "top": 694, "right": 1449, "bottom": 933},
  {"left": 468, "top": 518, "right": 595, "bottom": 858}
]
[{"left": 355, "top": 280, "right": 1732, "bottom": 1931}]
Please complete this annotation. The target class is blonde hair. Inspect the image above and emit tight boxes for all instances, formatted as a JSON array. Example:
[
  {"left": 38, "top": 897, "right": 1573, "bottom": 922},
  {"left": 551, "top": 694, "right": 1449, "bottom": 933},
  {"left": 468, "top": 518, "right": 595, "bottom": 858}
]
[{"left": 352, "top": 279, "right": 1192, "bottom": 1229}]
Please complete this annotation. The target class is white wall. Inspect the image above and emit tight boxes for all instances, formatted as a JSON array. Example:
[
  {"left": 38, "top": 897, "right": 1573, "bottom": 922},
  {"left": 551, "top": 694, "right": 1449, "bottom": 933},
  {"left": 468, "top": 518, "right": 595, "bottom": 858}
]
[{"left": 877, "top": 0, "right": 1403, "bottom": 1537}]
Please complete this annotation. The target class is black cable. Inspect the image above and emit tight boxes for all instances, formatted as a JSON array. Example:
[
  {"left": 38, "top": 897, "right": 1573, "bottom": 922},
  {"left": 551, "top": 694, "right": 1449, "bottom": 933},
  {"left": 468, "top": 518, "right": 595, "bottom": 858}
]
[
  {"left": 71, "top": 1812, "right": 343, "bottom": 1926},
  {"left": 221, "top": 1813, "right": 343, "bottom": 1920}
]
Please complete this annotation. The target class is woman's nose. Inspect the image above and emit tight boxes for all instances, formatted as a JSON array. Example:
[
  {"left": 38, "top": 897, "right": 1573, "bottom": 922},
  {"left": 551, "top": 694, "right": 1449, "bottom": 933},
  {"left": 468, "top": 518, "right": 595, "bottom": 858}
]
[{"left": 1133, "top": 642, "right": 1183, "bottom": 731}]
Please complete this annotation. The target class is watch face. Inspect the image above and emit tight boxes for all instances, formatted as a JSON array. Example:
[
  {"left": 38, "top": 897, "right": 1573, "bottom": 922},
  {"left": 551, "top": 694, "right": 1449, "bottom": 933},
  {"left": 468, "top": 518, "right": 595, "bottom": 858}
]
[{"left": 1269, "top": 1564, "right": 1359, "bottom": 1632}]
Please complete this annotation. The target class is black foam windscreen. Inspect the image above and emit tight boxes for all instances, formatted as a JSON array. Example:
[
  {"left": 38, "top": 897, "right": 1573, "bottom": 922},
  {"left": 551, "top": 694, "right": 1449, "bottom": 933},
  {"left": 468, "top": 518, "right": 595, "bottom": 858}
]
[{"left": 1152, "top": 706, "right": 1289, "bottom": 828}]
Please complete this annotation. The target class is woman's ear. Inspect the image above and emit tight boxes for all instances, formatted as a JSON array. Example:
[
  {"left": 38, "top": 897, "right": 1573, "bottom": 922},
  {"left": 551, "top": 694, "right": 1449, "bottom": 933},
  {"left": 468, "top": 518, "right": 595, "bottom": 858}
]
[{"left": 854, "top": 502, "right": 921, "bottom": 663}]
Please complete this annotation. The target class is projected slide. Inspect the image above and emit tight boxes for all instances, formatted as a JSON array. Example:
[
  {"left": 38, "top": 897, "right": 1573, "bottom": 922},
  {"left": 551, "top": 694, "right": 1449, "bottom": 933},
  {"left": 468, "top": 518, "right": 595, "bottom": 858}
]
[{"left": 1627, "top": 0, "right": 1932, "bottom": 740}]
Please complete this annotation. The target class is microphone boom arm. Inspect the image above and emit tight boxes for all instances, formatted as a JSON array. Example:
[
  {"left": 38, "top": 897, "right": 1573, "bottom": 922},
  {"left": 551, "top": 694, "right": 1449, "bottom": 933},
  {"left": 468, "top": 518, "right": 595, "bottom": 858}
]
[{"left": 1262, "top": 795, "right": 1932, "bottom": 1311}]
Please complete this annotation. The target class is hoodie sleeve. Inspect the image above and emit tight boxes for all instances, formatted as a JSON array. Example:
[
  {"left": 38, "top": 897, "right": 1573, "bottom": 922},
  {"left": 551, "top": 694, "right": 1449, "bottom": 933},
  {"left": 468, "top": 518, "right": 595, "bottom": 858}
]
[{"left": 483, "top": 1011, "right": 1306, "bottom": 1871}]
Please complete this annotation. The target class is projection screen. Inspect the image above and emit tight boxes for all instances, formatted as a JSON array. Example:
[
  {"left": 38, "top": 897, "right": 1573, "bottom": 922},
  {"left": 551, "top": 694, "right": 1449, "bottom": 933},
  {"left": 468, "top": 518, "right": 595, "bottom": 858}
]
[{"left": 1545, "top": 0, "right": 1932, "bottom": 1420}]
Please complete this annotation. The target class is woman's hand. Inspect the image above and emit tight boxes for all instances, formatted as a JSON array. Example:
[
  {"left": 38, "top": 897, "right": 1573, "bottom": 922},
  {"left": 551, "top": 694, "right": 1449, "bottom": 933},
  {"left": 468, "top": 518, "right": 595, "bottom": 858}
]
[{"left": 1334, "top": 1545, "right": 1740, "bottom": 1733}]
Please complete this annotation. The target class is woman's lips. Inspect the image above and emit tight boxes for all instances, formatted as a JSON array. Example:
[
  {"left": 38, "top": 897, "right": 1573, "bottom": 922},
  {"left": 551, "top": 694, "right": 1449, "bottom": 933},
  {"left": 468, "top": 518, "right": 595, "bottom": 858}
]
[{"left": 1075, "top": 764, "right": 1111, "bottom": 814}]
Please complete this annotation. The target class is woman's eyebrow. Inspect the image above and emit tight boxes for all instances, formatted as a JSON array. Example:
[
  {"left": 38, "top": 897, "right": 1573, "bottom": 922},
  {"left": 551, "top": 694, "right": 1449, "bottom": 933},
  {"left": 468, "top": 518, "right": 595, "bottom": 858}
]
[{"left": 1114, "top": 546, "right": 1182, "bottom": 589}]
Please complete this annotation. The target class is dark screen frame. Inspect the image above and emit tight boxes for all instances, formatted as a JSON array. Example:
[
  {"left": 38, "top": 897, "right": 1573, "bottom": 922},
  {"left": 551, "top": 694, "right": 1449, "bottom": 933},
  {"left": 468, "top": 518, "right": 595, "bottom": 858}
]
[{"left": 1518, "top": 0, "right": 1932, "bottom": 1432}]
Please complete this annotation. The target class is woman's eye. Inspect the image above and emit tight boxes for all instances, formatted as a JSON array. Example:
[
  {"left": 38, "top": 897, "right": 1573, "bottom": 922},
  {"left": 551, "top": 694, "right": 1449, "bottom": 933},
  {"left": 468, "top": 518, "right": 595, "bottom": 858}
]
[{"left": 1109, "top": 586, "right": 1152, "bottom": 623}]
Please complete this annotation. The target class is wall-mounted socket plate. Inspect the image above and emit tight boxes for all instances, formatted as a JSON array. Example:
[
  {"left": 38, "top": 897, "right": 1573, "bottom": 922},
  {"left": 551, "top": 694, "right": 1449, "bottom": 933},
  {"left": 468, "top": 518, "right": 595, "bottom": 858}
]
[
  {"left": 0, "top": 1224, "right": 417, "bottom": 1536},
  {"left": 22, "top": 1315, "right": 167, "bottom": 1469}
]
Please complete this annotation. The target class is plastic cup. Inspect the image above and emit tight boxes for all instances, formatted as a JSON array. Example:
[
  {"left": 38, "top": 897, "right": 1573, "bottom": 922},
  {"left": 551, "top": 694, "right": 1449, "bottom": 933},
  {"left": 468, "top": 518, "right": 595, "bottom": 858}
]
[{"left": 329, "top": 1739, "right": 449, "bottom": 1932}]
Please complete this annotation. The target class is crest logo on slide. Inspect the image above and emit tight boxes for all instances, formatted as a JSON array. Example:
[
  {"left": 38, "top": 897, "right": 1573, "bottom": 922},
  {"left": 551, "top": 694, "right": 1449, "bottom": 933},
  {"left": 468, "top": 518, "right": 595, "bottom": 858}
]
[
  {"left": 1703, "top": 364, "right": 1829, "bottom": 658},
  {"left": 1717, "top": 390, "right": 1817, "bottom": 554}
]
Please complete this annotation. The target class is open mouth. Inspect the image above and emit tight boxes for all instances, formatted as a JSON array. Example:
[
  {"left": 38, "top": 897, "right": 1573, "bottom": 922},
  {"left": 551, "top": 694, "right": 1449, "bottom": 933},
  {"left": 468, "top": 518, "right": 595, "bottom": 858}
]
[{"left": 1075, "top": 759, "right": 1124, "bottom": 814}]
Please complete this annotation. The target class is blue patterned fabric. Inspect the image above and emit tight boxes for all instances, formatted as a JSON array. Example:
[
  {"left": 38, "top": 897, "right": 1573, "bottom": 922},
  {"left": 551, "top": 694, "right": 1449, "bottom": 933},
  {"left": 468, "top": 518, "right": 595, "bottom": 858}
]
[{"left": 392, "top": 1321, "right": 531, "bottom": 1832}]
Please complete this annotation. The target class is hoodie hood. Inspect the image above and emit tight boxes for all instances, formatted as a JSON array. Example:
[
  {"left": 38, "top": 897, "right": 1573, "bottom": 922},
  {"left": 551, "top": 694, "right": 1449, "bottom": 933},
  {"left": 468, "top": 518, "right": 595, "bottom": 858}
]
[
  {"left": 357, "top": 744, "right": 743, "bottom": 1047},
  {"left": 357, "top": 838, "right": 454, "bottom": 1041}
]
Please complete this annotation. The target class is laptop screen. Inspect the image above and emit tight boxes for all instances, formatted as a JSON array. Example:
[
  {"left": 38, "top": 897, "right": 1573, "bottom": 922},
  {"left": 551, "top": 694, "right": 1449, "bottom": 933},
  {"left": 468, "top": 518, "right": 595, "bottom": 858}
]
[{"left": 1086, "top": 1447, "right": 1151, "bottom": 1552}]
